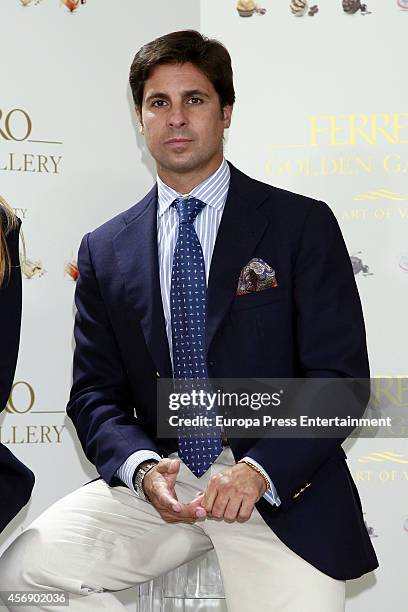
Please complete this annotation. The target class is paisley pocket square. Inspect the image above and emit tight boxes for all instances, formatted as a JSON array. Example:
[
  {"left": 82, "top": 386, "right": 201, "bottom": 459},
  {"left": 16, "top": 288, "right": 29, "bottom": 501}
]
[{"left": 236, "top": 257, "right": 277, "bottom": 296}]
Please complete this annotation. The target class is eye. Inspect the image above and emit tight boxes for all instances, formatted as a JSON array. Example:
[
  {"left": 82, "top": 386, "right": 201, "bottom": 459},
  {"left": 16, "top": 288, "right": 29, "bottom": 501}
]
[
  {"left": 187, "top": 97, "right": 203, "bottom": 104},
  {"left": 151, "top": 99, "right": 167, "bottom": 107}
]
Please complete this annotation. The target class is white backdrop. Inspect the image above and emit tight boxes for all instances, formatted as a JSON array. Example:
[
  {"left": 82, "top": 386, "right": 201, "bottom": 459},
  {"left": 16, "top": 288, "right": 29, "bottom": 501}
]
[{"left": 1, "top": 0, "right": 407, "bottom": 609}]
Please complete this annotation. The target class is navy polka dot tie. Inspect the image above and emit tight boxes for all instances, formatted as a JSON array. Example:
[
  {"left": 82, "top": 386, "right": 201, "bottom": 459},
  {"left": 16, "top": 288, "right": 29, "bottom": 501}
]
[{"left": 170, "top": 196, "right": 222, "bottom": 477}]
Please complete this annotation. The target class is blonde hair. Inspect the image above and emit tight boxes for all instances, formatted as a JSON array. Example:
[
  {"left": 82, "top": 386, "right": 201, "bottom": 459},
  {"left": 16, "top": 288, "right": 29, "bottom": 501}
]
[{"left": 0, "top": 195, "right": 19, "bottom": 286}]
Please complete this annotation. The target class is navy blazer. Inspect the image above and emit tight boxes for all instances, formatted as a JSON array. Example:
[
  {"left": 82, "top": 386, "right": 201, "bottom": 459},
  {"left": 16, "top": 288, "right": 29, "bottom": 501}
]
[
  {"left": 67, "top": 162, "right": 378, "bottom": 580},
  {"left": 0, "top": 215, "right": 35, "bottom": 533}
]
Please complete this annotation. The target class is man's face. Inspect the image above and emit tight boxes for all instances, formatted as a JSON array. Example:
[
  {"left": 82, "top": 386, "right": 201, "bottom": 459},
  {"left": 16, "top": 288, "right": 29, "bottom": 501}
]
[{"left": 136, "top": 62, "right": 232, "bottom": 175}]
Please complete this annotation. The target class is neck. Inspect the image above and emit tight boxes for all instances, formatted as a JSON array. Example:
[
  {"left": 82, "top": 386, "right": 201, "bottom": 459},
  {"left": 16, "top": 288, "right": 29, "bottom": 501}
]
[{"left": 157, "top": 153, "right": 224, "bottom": 194}]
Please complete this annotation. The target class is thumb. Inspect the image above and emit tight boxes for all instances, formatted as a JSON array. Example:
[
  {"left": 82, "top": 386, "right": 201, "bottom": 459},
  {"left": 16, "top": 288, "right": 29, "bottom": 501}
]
[
  {"left": 155, "top": 479, "right": 182, "bottom": 513},
  {"left": 189, "top": 494, "right": 206, "bottom": 508},
  {"left": 188, "top": 494, "right": 207, "bottom": 518},
  {"left": 156, "top": 458, "right": 181, "bottom": 475}
]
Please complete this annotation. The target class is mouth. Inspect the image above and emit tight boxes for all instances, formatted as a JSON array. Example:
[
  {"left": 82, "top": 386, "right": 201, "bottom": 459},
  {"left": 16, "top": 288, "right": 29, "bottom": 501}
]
[{"left": 164, "top": 138, "right": 193, "bottom": 147}]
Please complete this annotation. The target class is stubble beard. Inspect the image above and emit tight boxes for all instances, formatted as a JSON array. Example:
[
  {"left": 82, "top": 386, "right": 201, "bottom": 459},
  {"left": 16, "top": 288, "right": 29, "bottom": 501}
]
[{"left": 156, "top": 143, "right": 222, "bottom": 177}]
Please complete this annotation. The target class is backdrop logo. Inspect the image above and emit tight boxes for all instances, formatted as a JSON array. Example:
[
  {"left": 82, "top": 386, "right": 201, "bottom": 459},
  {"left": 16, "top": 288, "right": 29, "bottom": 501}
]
[
  {"left": 353, "top": 450, "right": 408, "bottom": 484},
  {"left": 0, "top": 106, "right": 62, "bottom": 175},
  {"left": 354, "top": 189, "right": 408, "bottom": 202},
  {"left": 266, "top": 112, "right": 408, "bottom": 181},
  {"left": 358, "top": 451, "right": 408, "bottom": 464},
  {"left": 5, "top": 381, "right": 35, "bottom": 414},
  {"left": 0, "top": 108, "right": 32, "bottom": 142},
  {"left": 0, "top": 381, "right": 65, "bottom": 444},
  {"left": 343, "top": 189, "right": 408, "bottom": 221}
]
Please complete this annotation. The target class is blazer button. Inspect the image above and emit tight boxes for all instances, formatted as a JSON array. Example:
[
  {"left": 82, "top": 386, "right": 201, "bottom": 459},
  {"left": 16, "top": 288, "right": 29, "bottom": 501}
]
[
  {"left": 293, "top": 482, "right": 311, "bottom": 499},
  {"left": 208, "top": 361, "right": 215, "bottom": 367}
]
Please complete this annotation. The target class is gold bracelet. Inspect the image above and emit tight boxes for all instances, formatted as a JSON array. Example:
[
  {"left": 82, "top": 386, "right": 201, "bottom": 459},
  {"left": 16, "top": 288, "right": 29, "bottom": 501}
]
[{"left": 237, "top": 459, "right": 271, "bottom": 491}]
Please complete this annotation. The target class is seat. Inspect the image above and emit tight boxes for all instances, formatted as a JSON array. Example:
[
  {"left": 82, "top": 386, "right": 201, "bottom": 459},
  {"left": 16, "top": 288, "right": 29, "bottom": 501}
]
[{"left": 136, "top": 549, "right": 226, "bottom": 611}]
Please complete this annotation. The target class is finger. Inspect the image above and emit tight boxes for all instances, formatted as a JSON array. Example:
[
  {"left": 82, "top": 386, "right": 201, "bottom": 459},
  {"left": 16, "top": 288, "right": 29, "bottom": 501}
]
[
  {"left": 210, "top": 492, "right": 229, "bottom": 519},
  {"left": 237, "top": 498, "right": 254, "bottom": 523},
  {"left": 161, "top": 512, "right": 197, "bottom": 524},
  {"left": 202, "top": 482, "right": 218, "bottom": 513},
  {"left": 172, "top": 499, "right": 207, "bottom": 520},
  {"left": 190, "top": 493, "right": 205, "bottom": 504},
  {"left": 223, "top": 497, "right": 243, "bottom": 522}
]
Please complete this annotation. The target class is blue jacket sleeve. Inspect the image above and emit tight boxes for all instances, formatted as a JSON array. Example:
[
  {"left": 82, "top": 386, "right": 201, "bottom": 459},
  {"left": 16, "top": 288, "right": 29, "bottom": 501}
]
[{"left": 66, "top": 233, "right": 163, "bottom": 485}]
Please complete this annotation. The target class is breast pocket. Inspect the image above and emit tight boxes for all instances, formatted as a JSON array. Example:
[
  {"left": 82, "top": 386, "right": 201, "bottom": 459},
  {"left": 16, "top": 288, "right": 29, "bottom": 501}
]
[{"left": 230, "top": 286, "right": 288, "bottom": 311}]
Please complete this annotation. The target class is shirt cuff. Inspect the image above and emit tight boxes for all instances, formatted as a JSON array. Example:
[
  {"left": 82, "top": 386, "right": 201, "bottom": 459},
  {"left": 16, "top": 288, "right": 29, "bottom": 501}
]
[
  {"left": 241, "top": 455, "right": 281, "bottom": 507},
  {"left": 115, "top": 450, "right": 162, "bottom": 494}
]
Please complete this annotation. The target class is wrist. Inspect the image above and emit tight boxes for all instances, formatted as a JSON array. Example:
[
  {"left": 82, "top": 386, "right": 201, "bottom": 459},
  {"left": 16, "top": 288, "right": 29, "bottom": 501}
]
[
  {"left": 237, "top": 459, "right": 270, "bottom": 493},
  {"left": 134, "top": 460, "right": 156, "bottom": 477},
  {"left": 133, "top": 460, "right": 159, "bottom": 501}
]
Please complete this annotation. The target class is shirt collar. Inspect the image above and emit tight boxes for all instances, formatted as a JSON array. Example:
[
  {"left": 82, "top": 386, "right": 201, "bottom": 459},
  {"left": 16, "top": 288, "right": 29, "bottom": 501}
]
[{"left": 156, "top": 158, "right": 230, "bottom": 218}]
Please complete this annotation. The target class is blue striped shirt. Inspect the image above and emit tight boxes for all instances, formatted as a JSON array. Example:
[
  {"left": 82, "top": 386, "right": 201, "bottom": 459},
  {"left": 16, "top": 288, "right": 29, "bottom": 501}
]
[{"left": 115, "top": 158, "right": 280, "bottom": 507}]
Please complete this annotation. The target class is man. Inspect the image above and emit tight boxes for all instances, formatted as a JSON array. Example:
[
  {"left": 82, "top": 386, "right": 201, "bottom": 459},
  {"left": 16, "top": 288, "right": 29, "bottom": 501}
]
[{"left": 0, "top": 30, "right": 378, "bottom": 611}]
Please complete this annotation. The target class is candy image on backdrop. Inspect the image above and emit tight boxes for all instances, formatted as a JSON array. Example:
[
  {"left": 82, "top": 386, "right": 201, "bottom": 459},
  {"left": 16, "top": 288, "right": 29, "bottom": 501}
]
[
  {"left": 236, "top": 0, "right": 266, "bottom": 18},
  {"left": 290, "top": 0, "right": 319, "bottom": 17}
]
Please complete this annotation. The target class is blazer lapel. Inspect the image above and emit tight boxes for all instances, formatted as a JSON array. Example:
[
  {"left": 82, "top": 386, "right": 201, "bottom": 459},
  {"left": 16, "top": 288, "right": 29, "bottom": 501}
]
[
  {"left": 112, "top": 163, "right": 271, "bottom": 376},
  {"left": 206, "top": 163, "right": 271, "bottom": 355},
  {"left": 113, "top": 186, "right": 173, "bottom": 378}
]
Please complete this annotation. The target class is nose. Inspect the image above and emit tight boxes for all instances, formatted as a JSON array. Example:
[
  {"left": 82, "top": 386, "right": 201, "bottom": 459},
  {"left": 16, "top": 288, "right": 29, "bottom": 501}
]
[{"left": 167, "top": 103, "right": 188, "bottom": 129}]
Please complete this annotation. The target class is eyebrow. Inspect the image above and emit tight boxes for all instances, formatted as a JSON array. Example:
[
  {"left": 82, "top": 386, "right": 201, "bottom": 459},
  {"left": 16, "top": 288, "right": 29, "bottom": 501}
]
[{"left": 144, "top": 89, "right": 210, "bottom": 104}]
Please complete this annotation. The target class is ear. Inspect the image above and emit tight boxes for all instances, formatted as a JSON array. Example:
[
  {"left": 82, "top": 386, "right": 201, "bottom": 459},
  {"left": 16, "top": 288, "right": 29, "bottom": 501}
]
[
  {"left": 135, "top": 106, "right": 142, "bottom": 125},
  {"left": 222, "top": 104, "right": 233, "bottom": 129}
]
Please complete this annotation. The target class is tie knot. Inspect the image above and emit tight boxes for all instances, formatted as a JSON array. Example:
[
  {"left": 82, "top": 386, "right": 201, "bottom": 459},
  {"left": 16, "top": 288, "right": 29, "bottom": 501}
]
[{"left": 172, "top": 197, "right": 206, "bottom": 225}]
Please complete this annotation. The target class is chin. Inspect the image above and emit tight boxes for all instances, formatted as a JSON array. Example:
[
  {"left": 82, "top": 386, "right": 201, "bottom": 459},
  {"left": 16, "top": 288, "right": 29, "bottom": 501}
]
[{"left": 161, "top": 155, "right": 201, "bottom": 174}]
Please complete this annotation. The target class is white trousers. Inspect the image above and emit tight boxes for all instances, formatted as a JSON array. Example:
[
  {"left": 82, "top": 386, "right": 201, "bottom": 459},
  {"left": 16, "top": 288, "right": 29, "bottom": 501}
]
[{"left": 0, "top": 447, "right": 345, "bottom": 611}]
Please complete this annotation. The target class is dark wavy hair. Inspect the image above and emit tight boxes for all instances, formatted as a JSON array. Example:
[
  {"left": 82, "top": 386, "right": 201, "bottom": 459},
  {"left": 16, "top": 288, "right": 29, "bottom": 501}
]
[{"left": 129, "top": 30, "right": 235, "bottom": 111}]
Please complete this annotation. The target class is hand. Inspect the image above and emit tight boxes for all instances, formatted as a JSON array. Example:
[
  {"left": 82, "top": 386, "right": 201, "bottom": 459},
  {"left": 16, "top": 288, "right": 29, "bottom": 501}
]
[
  {"left": 142, "top": 458, "right": 207, "bottom": 523},
  {"left": 200, "top": 463, "right": 267, "bottom": 523}
]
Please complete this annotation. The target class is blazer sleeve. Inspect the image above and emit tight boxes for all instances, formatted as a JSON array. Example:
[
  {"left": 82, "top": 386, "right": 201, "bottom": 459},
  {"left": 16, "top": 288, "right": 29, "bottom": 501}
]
[
  {"left": 0, "top": 218, "right": 22, "bottom": 411},
  {"left": 245, "top": 200, "right": 370, "bottom": 509},
  {"left": 66, "top": 233, "right": 162, "bottom": 486}
]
